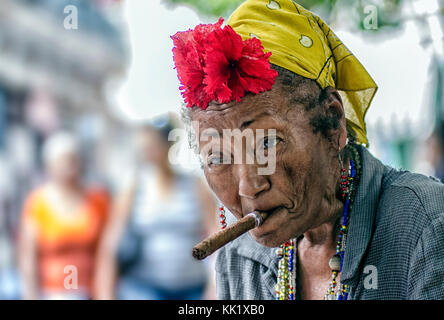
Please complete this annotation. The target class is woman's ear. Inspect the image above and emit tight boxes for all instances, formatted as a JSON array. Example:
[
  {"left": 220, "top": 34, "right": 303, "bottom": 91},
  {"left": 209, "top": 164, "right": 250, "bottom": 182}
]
[{"left": 324, "top": 87, "right": 347, "bottom": 150}]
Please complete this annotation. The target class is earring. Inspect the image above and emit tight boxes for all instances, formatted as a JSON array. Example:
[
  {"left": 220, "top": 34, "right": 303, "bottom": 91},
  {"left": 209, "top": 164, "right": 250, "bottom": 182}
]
[
  {"left": 338, "top": 149, "right": 344, "bottom": 169},
  {"left": 339, "top": 165, "right": 348, "bottom": 199},
  {"left": 339, "top": 137, "right": 349, "bottom": 199},
  {"left": 219, "top": 206, "right": 227, "bottom": 229},
  {"left": 337, "top": 135, "right": 344, "bottom": 169}
]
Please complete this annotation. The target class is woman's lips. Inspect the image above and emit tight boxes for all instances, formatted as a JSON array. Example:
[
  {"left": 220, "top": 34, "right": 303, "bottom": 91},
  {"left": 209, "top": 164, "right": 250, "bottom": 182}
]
[
  {"left": 253, "top": 206, "right": 287, "bottom": 235},
  {"left": 261, "top": 206, "right": 285, "bottom": 218}
]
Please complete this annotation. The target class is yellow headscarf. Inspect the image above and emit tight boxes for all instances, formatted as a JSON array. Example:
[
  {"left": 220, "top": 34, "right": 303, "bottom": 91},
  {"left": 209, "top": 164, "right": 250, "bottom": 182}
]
[{"left": 228, "top": 0, "right": 377, "bottom": 147}]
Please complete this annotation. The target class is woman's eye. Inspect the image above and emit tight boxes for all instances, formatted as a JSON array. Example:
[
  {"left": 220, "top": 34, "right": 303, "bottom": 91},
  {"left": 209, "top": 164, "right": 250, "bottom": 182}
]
[
  {"left": 207, "top": 154, "right": 223, "bottom": 166},
  {"left": 262, "top": 136, "right": 281, "bottom": 149}
]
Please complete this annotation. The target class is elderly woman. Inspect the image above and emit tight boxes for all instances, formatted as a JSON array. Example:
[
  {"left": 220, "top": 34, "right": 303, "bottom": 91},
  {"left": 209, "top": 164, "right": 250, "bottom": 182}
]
[{"left": 170, "top": 0, "right": 444, "bottom": 300}]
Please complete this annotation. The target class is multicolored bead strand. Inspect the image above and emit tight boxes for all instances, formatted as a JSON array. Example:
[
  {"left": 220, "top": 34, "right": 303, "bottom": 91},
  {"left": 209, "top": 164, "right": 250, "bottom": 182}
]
[
  {"left": 219, "top": 206, "right": 227, "bottom": 230},
  {"left": 325, "top": 145, "right": 362, "bottom": 300},
  {"left": 275, "top": 239, "right": 296, "bottom": 300},
  {"left": 325, "top": 159, "right": 355, "bottom": 300},
  {"left": 288, "top": 240, "right": 295, "bottom": 300}
]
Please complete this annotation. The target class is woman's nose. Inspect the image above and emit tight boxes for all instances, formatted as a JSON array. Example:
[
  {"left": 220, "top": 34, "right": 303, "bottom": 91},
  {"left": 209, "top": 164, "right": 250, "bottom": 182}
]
[{"left": 237, "top": 164, "right": 270, "bottom": 199}]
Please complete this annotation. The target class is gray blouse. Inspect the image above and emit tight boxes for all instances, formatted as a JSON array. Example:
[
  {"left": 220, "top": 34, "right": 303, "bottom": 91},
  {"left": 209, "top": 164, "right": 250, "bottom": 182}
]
[{"left": 215, "top": 146, "right": 444, "bottom": 299}]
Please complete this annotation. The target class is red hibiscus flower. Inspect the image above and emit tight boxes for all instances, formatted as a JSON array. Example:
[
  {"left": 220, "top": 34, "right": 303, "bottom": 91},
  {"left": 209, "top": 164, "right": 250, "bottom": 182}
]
[
  {"left": 171, "top": 18, "right": 277, "bottom": 109},
  {"left": 171, "top": 18, "right": 224, "bottom": 109}
]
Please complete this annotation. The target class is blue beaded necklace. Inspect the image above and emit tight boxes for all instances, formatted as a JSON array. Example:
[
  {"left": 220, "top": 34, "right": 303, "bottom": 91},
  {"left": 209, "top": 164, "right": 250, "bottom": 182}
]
[
  {"left": 275, "top": 146, "right": 361, "bottom": 300},
  {"left": 325, "top": 157, "right": 356, "bottom": 300}
]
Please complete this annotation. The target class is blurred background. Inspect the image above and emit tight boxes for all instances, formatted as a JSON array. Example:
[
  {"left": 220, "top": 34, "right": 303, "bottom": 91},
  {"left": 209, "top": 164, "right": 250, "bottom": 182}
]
[{"left": 0, "top": 0, "right": 442, "bottom": 299}]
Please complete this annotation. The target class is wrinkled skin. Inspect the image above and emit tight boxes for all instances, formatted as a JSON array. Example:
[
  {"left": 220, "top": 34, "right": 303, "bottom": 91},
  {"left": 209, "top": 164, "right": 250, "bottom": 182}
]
[{"left": 191, "top": 83, "right": 348, "bottom": 248}]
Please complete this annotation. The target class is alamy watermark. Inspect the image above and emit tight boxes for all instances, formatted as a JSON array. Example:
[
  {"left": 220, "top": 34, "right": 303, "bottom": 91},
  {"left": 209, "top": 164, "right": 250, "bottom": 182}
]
[
  {"left": 64, "top": 265, "right": 78, "bottom": 290},
  {"left": 168, "top": 122, "right": 277, "bottom": 175},
  {"left": 363, "top": 265, "right": 378, "bottom": 289},
  {"left": 363, "top": 5, "right": 378, "bottom": 30},
  {"left": 64, "top": 5, "right": 78, "bottom": 30}
]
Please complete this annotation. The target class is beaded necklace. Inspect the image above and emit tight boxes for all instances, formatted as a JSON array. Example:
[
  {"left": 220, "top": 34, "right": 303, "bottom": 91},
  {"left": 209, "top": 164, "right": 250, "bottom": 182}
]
[{"left": 275, "top": 145, "right": 361, "bottom": 300}]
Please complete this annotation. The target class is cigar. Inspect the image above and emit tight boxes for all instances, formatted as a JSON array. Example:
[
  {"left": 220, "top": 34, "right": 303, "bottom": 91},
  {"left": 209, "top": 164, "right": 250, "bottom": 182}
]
[{"left": 192, "top": 211, "right": 269, "bottom": 260}]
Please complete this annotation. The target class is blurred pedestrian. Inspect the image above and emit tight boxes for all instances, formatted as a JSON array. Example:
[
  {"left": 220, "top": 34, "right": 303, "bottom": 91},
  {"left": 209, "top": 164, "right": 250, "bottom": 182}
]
[
  {"left": 94, "top": 113, "right": 218, "bottom": 300},
  {"left": 18, "top": 132, "right": 110, "bottom": 299}
]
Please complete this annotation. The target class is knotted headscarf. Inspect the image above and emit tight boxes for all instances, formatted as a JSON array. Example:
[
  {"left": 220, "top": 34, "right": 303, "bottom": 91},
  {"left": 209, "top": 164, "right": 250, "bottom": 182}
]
[{"left": 227, "top": 0, "right": 377, "bottom": 146}]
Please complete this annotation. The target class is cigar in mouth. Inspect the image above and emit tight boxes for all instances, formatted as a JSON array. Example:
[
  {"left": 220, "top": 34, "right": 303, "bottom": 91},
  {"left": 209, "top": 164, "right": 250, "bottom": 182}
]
[{"left": 192, "top": 211, "right": 269, "bottom": 260}]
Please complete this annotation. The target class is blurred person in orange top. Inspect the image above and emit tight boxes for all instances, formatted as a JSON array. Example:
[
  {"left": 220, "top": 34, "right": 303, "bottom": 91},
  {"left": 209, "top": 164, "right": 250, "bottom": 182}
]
[
  {"left": 94, "top": 114, "right": 218, "bottom": 300},
  {"left": 18, "top": 132, "right": 110, "bottom": 300}
]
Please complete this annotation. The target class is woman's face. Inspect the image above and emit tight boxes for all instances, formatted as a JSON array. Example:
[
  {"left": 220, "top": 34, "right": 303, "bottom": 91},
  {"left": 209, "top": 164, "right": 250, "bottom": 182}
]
[
  {"left": 48, "top": 151, "right": 81, "bottom": 186},
  {"left": 191, "top": 84, "right": 345, "bottom": 247},
  {"left": 136, "top": 128, "right": 170, "bottom": 166}
]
